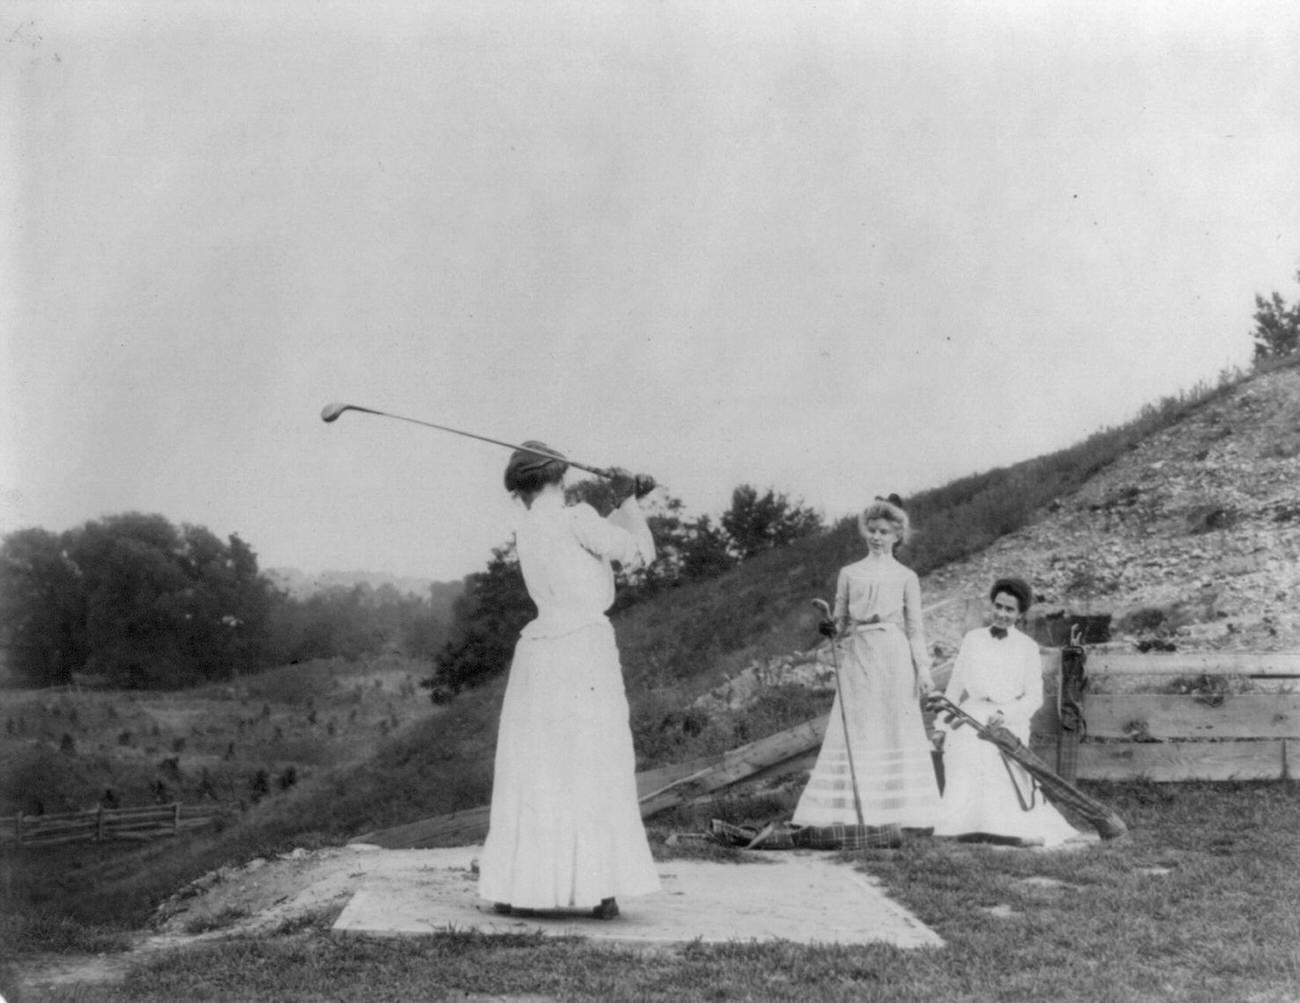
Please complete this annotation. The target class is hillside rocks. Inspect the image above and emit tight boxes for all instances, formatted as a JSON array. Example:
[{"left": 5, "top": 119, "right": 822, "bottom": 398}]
[
  {"left": 922, "top": 363, "right": 1300, "bottom": 655},
  {"left": 697, "top": 363, "right": 1300, "bottom": 712}
]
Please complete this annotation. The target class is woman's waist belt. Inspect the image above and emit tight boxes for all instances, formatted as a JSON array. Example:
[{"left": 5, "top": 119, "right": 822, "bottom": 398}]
[{"left": 848, "top": 616, "right": 902, "bottom": 632}]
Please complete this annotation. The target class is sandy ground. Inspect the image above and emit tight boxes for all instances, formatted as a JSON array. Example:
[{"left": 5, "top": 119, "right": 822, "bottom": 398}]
[
  {"left": 12, "top": 840, "right": 951, "bottom": 996},
  {"left": 331, "top": 844, "right": 944, "bottom": 947},
  {"left": 12, "top": 834, "right": 1107, "bottom": 997}
]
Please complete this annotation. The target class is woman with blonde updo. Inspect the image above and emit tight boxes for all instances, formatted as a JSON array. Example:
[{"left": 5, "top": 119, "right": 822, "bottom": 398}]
[{"left": 793, "top": 495, "right": 941, "bottom": 829}]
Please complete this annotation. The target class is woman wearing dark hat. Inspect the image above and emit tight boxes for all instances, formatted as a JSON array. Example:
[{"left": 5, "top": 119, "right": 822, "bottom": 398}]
[
  {"left": 793, "top": 495, "right": 941, "bottom": 830},
  {"left": 932, "top": 576, "right": 1084, "bottom": 846},
  {"left": 478, "top": 442, "right": 660, "bottom": 919}
]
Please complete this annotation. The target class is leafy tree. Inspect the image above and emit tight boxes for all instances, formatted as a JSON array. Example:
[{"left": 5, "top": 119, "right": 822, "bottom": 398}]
[
  {"left": 677, "top": 514, "right": 735, "bottom": 582},
  {"left": 0, "top": 528, "right": 86, "bottom": 686},
  {"left": 1250, "top": 269, "right": 1300, "bottom": 361},
  {"left": 720, "top": 484, "right": 823, "bottom": 560},
  {"left": 1, "top": 513, "right": 278, "bottom": 689},
  {"left": 428, "top": 543, "right": 534, "bottom": 695},
  {"left": 68, "top": 514, "right": 278, "bottom": 686}
]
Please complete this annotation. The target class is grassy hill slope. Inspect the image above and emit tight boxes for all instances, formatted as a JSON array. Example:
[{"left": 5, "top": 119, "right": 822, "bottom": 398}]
[{"left": 8, "top": 356, "right": 1300, "bottom": 941}]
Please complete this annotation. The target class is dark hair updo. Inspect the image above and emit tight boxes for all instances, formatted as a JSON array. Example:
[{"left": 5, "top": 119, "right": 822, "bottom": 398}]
[
  {"left": 504, "top": 441, "right": 569, "bottom": 496},
  {"left": 989, "top": 576, "right": 1034, "bottom": 613}
]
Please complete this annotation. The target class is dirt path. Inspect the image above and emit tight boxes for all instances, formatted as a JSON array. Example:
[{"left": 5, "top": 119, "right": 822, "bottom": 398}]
[{"left": 11, "top": 840, "right": 951, "bottom": 996}]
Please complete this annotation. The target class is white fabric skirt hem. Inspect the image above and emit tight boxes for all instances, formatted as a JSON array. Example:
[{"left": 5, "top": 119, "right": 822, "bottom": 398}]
[{"left": 478, "top": 621, "right": 660, "bottom": 909}]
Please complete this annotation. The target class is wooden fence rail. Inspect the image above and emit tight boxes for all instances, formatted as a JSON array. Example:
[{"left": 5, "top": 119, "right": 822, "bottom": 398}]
[
  {"left": 1037, "top": 649, "right": 1300, "bottom": 782},
  {"left": 0, "top": 802, "right": 232, "bottom": 848}
]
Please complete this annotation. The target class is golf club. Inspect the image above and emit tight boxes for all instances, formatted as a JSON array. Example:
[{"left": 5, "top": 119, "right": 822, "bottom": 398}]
[
  {"left": 811, "top": 598, "right": 866, "bottom": 827},
  {"left": 320, "top": 402, "right": 635, "bottom": 483}
]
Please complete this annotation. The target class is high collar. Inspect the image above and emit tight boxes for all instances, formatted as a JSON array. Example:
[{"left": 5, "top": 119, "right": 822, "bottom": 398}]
[{"left": 529, "top": 485, "right": 565, "bottom": 510}]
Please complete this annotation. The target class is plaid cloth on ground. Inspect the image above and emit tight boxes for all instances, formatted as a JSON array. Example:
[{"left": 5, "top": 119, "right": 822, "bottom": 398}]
[{"left": 709, "top": 819, "right": 903, "bottom": 850}]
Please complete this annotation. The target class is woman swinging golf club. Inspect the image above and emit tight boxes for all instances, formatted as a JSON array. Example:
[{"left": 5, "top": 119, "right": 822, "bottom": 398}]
[{"left": 476, "top": 441, "right": 661, "bottom": 920}]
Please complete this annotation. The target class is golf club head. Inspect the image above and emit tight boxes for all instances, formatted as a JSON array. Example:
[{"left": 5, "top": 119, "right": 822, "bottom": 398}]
[{"left": 320, "top": 402, "right": 351, "bottom": 423}]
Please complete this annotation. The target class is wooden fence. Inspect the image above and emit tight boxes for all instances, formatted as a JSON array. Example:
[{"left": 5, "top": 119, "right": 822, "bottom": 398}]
[
  {"left": 0, "top": 802, "right": 233, "bottom": 848},
  {"left": 1035, "top": 650, "right": 1300, "bottom": 782}
]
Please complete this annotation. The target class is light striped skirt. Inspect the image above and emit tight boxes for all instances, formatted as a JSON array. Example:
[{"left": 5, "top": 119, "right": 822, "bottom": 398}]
[{"left": 793, "top": 625, "right": 941, "bottom": 828}]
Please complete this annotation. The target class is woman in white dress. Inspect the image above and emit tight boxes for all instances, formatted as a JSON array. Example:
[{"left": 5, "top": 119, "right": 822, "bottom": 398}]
[
  {"left": 793, "top": 497, "right": 942, "bottom": 830},
  {"left": 478, "top": 443, "right": 660, "bottom": 919},
  {"left": 933, "top": 577, "right": 1085, "bottom": 847}
]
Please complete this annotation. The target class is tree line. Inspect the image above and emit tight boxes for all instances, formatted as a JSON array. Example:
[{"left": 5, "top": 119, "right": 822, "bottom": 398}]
[
  {"left": 0, "top": 513, "right": 454, "bottom": 690},
  {"left": 427, "top": 482, "right": 822, "bottom": 698},
  {"left": 0, "top": 482, "right": 819, "bottom": 694},
  {"left": 1251, "top": 267, "right": 1300, "bottom": 362}
]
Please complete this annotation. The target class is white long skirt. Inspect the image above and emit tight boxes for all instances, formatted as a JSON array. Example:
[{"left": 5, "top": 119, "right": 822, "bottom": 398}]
[
  {"left": 933, "top": 707, "right": 1084, "bottom": 846},
  {"left": 478, "top": 621, "right": 660, "bottom": 909},
  {"left": 793, "top": 626, "right": 942, "bottom": 828}
]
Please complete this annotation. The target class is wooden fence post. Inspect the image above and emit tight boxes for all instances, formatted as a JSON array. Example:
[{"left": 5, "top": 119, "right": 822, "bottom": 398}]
[
  {"left": 1056, "top": 644, "right": 1087, "bottom": 782},
  {"left": 173, "top": 802, "right": 181, "bottom": 835},
  {"left": 14, "top": 813, "right": 22, "bottom": 847},
  {"left": 97, "top": 805, "right": 105, "bottom": 842}
]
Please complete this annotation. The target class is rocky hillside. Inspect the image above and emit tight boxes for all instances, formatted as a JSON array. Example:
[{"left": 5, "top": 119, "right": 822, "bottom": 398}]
[
  {"left": 923, "top": 359, "right": 1300, "bottom": 657},
  {"left": 698, "top": 360, "right": 1300, "bottom": 711}
]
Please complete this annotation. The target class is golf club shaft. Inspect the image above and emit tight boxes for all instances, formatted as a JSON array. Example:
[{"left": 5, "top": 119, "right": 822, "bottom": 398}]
[
  {"left": 811, "top": 599, "right": 866, "bottom": 827},
  {"left": 321, "top": 402, "right": 615, "bottom": 479}
]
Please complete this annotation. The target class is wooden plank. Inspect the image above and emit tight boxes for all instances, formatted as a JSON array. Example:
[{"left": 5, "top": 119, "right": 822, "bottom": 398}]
[
  {"left": 1084, "top": 694, "right": 1300, "bottom": 740},
  {"left": 635, "top": 717, "right": 828, "bottom": 818},
  {"left": 634, "top": 755, "right": 725, "bottom": 800},
  {"left": 1088, "top": 652, "right": 1300, "bottom": 677},
  {"left": 353, "top": 805, "right": 491, "bottom": 849},
  {"left": 1076, "top": 739, "right": 1286, "bottom": 781},
  {"left": 354, "top": 716, "right": 832, "bottom": 849},
  {"left": 21, "top": 832, "right": 109, "bottom": 847},
  {"left": 109, "top": 804, "right": 177, "bottom": 819},
  {"left": 23, "top": 822, "right": 98, "bottom": 838},
  {"left": 351, "top": 754, "right": 724, "bottom": 849}
]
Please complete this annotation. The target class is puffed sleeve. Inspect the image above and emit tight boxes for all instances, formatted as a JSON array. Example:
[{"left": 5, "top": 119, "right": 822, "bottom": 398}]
[
  {"left": 571, "top": 498, "right": 654, "bottom": 569},
  {"left": 902, "top": 571, "right": 929, "bottom": 670}
]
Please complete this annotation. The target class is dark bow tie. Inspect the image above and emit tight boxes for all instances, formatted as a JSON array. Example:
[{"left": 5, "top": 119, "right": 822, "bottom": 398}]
[{"left": 990, "top": 626, "right": 1008, "bottom": 639}]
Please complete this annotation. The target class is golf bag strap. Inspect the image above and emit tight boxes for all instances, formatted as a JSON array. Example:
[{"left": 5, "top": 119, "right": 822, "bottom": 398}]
[
  {"left": 998, "top": 750, "right": 1040, "bottom": 812},
  {"left": 1058, "top": 643, "right": 1089, "bottom": 738}
]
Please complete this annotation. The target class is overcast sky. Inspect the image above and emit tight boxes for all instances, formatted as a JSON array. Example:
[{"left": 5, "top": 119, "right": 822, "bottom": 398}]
[{"left": 3, "top": 1, "right": 1299, "bottom": 584}]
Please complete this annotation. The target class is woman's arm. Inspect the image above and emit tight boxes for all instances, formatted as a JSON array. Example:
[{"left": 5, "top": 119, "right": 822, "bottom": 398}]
[
  {"left": 903, "top": 572, "right": 932, "bottom": 688},
  {"left": 571, "top": 500, "right": 654, "bottom": 569}
]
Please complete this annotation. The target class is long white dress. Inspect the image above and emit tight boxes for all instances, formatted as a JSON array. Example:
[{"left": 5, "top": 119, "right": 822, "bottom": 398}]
[
  {"left": 792, "top": 556, "right": 942, "bottom": 828},
  {"left": 478, "top": 488, "right": 661, "bottom": 910},
  {"left": 933, "top": 626, "right": 1084, "bottom": 846}
]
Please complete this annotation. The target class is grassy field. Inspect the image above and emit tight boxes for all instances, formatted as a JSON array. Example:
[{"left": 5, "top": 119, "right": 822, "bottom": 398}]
[
  {"left": 0, "top": 655, "right": 438, "bottom": 819},
  {"left": 5, "top": 362, "right": 1300, "bottom": 999},
  {"left": 4, "top": 781, "right": 1297, "bottom": 1002},
  {"left": 6, "top": 653, "right": 1299, "bottom": 1003}
]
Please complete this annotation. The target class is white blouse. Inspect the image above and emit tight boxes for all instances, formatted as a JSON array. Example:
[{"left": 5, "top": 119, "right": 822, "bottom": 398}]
[
  {"left": 833, "top": 556, "right": 929, "bottom": 669},
  {"left": 514, "top": 488, "right": 654, "bottom": 640},
  {"left": 940, "top": 626, "right": 1043, "bottom": 732}
]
